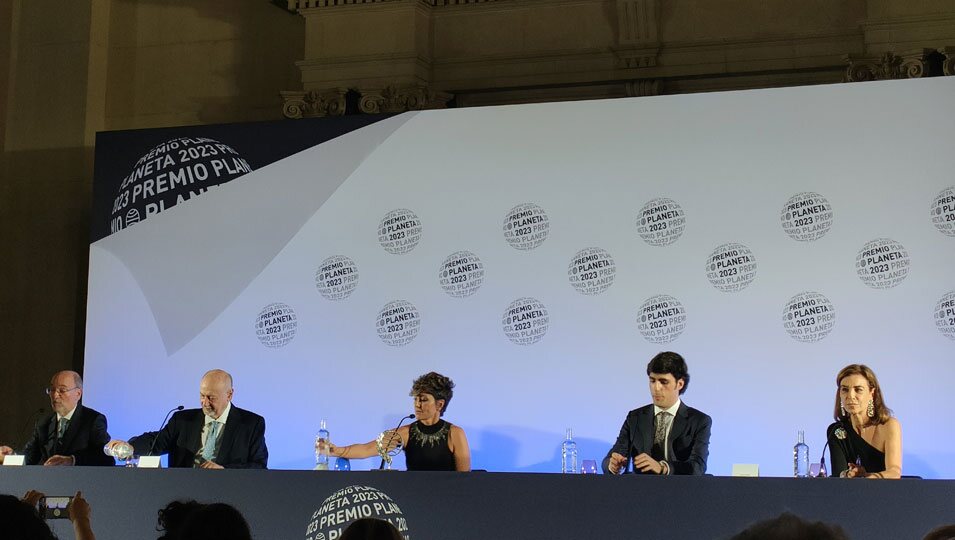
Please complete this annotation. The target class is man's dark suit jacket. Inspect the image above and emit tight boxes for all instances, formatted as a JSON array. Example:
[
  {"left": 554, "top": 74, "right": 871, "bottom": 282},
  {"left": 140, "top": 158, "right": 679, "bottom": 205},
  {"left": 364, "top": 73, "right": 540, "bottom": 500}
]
[
  {"left": 129, "top": 405, "right": 268, "bottom": 469},
  {"left": 602, "top": 402, "right": 711, "bottom": 475},
  {"left": 23, "top": 404, "right": 115, "bottom": 466}
]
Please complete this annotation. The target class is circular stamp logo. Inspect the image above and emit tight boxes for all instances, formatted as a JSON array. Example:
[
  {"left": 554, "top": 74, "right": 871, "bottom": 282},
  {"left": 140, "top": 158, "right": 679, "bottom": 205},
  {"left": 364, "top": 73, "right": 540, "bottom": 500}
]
[
  {"left": 855, "top": 238, "right": 910, "bottom": 289},
  {"left": 439, "top": 251, "right": 485, "bottom": 298},
  {"left": 637, "top": 295, "right": 687, "bottom": 343},
  {"left": 931, "top": 186, "right": 955, "bottom": 237},
  {"left": 503, "top": 203, "right": 550, "bottom": 250},
  {"left": 567, "top": 247, "right": 616, "bottom": 295},
  {"left": 502, "top": 297, "right": 549, "bottom": 345},
  {"left": 110, "top": 137, "right": 251, "bottom": 234},
  {"left": 378, "top": 209, "right": 422, "bottom": 254},
  {"left": 636, "top": 198, "right": 686, "bottom": 246},
  {"left": 782, "top": 291, "right": 835, "bottom": 342},
  {"left": 315, "top": 256, "right": 359, "bottom": 301},
  {"left": 780, "top": 192, "right": 834, "bottom": 242},
  {"left": 935, "top": 291, "right": 955, "bottom": 341},
  {"left": 376, "top": 300, "right": 421, "bottom": 347},
  {"left": 304, "top": 485, "right": 409, "bottom": 540},
  {"left": 255, "top": 302, "right": 297, "bottom": 348},
  {"left": 705, "top": 243, "right": 758, "bottom": 292}
]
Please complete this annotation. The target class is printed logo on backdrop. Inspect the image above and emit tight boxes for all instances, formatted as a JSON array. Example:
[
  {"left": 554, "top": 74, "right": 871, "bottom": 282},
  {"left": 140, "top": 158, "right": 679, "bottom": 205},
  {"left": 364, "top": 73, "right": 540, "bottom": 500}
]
[
  {"left": 935, "top": 291, "right": 955, "bottom": 341},
  {"left": 567, "top": 248, "right": 616, "bottom": 295},
  {"left": 705, "top": 243, "right": 758, "bottom": 292},
  {"left": 855, "top": 238, "right": 910, "bottom": 289},
  {"left": 637, "top": 295, "right": 687, "bottom": 343},
  {"left": 255, "top": 302, "right": 297, "bottom": 348},
  {"left": 782, "top": 292, "right": 835, "bottom": 342},
  {"left": 110, "top": 137, "right": 252, "bottom": 233},
  {"left": 304, "top": 485, "right": 409, "bottom": 540},
  {"left": 502, "top": 297, "right": 549, "bottom": 345},
  {"left": 780, "top": 192, "right": 834, "bottom": 241},
  {"left": 377, "top": 300, "right": 420, "bottom": 346},
  {"left": 636, "top": 198, "right": 686, "bottom": 246},
  {"left": 439, "top": 251, "right": 485, "bottom": 298},
  {"left": 378, "top": 209, "right": 422, "bottom": 254},
  {"left": 315, "top": 256, "right": 360, "bottom": 301},
  {"left": 503, "top": 203, "right": 550, "bottom": 250},
  {"left": 931, "top": 187, "right": 955, "bottom": 237}
]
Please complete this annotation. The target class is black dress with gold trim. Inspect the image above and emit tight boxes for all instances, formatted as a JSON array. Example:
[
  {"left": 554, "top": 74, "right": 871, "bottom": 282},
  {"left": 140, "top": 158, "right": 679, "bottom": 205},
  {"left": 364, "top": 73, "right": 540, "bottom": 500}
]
[{"left": 404, "top": 419, "right": 456, "bottom": 471}]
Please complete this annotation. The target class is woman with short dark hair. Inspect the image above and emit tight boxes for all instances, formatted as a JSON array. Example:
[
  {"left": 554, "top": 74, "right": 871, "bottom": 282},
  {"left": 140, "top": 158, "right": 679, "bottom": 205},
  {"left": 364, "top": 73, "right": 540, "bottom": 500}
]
[{"left": 319, "top": 372, "right": 471, "bottom": 471}]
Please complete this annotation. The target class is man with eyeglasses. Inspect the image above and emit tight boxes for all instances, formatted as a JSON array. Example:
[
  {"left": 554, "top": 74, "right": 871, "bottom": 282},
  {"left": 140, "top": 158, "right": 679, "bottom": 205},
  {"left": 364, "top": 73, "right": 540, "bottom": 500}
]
[
  {"left": 0, "top": 371, "right": 114, "bottom": 466},
  {"left": 106, "top": 369, "right": 268, "bottom": 469}
]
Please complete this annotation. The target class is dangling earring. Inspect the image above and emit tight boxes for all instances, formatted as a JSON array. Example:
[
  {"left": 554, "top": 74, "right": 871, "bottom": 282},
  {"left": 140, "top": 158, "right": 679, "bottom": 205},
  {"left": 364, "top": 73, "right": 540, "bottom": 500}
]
[
  {"left": 840, "top": 402, "right": 846, "bottom": 417},
  {"left": 866, "top": 401, "right": 875, "bottom": 418}
]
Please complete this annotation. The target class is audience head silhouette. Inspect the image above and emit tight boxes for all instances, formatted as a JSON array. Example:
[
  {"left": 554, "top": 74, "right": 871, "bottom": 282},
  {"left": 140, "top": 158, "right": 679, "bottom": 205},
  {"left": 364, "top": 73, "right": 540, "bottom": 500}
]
[
  {"left": 168, "top": 502, "right": 252, "bottom": 540},
  {"left": 340, "top": 518, "right": 404, "bottom": 540},
  {"left": 0, "top": 494, "right": 57, "bottom": 540},
  {"left": 730, "top": 512, "right": 848, "bottom": 540}
]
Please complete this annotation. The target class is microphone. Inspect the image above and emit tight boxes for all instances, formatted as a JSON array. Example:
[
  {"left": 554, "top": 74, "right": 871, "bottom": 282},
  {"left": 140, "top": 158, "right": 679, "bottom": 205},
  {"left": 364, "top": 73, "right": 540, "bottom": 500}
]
[
  {"left": 16, "top": 408, "right": 45, "bottom": 450},
  {"left": 146, "top": 405, "right": 184, "bottom": 456},
  {"left": 378, "top": 413, "right": 416, "bottom": 470},
  {"left": 817, "top": 439, "right": 830, "bottom": 478}
]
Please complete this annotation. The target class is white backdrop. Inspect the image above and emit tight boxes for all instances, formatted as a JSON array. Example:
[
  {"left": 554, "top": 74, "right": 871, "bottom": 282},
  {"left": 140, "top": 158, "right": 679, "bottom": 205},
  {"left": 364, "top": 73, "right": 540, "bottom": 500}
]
[{"left": 85, "top": 77, "right": 955, "bottom": 477}]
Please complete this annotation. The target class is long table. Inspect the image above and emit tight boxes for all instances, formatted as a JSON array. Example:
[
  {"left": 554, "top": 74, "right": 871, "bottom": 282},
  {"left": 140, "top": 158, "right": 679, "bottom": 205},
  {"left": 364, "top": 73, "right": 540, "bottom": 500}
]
[{"left": 1, "top": 467, "right": 952, "bottom": 540}]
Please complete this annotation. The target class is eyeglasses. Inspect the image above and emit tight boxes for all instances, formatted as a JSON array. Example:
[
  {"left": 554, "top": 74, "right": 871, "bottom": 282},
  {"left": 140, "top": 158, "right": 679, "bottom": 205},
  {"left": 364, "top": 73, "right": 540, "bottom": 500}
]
[{"left": 45, "top": 386, "right": 79, "bottom": 396}]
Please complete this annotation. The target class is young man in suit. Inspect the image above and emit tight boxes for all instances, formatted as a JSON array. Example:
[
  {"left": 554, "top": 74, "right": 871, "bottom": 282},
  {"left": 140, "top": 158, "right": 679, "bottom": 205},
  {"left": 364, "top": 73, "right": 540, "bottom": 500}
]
[
  {"left": 108, "top": 369, "right": 268, "bottom": 469},
  {"left": 602, "top": 351, "right": 712, "bottom": 475},
  {"left": 0, "top": 371, "right": 114, "bottom": 466}
]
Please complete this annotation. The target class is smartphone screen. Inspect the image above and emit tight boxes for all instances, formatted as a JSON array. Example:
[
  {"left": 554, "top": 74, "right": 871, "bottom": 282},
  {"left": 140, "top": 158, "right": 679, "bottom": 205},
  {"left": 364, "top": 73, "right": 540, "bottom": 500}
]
[{"left": 40, "top": 496, "right": 73, "bottom": 519}]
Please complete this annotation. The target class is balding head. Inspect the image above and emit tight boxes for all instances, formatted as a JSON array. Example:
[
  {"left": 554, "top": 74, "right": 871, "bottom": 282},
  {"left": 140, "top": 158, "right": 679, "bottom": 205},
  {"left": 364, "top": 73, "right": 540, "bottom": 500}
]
[
  {"left": 199, "top": 370, "right": 234, "bottom": 419},
  {"left": 48, "top": 371, "right": 83, "bottom": 416}
]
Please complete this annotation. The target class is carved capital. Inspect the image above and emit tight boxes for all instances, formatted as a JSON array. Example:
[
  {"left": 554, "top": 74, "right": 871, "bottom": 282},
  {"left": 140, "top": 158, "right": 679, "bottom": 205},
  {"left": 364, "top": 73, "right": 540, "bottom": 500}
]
[
  {"left": 844, "top": 52, "right": 901, "bottom": 82},
  {"left": 358, "top": 85, "right": 453, "bottom": 114},
  {"left": 281, "top": 89, "right": 347, "bottom": 119},
  {"left": 941, "top": 47, "right": 955, "bottom": 76},
  {"left": 288, "top": 0, "right": 497, "bottom": 9},
  {"left": 625, "top": 79, "right": 661, "bottom": 97},
  {"left": 845, "top": 49, "right": 950, "bottom": 82},
  {"left": 613, "top": 0, "right": 660, "bottom": 69}
]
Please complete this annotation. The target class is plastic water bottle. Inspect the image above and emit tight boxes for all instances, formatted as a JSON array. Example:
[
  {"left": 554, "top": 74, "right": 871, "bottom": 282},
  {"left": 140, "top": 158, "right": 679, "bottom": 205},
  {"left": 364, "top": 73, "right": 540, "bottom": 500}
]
[
  {"left": 793, "top": 430, "right": 809, "bottom": 477},
  {"left": 104, "top": 442, "right": 134, "bottom": 460},
  {"left": 314, "top": 419, "right": 330, "bottom": 471},
  {"left": 561, "top": 428, "right": 578, "bottom": 474}
]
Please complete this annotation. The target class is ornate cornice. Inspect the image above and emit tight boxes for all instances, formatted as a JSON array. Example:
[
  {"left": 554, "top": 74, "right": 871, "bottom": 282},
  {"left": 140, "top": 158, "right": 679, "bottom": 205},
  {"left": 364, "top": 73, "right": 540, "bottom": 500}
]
[
  {"left": 281, "top": 89, "right": 347, "bottom": 118},
  {"left": 283, "top": 0, "right": 497, "bottom": 9},
  {"left": 845, "top": 48, "right": 952, "bottom": 82},
  {"left": 625, "top": 79, "right": 660, "bottom": 97},
  {"left": 358, "top": 85, "right": 453, "bottom": 113},
  {"left": 611, "top": 0, "right": 660, "bottom": 68},
  {"left": 282, "top": 85, "right": 453, "bottom": 117},
  {"left": 943, "top": 46, "right": 955, "bottom": 76}
]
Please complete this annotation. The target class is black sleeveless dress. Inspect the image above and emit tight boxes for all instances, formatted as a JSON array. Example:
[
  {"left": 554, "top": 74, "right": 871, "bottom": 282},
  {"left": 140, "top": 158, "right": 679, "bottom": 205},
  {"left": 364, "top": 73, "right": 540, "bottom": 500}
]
[
  {"left": 827, "top": 420, "right": 886, "bottom": 476},
  {"left": 404, "top": 420, "right": 456, "bottom": 471}
]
